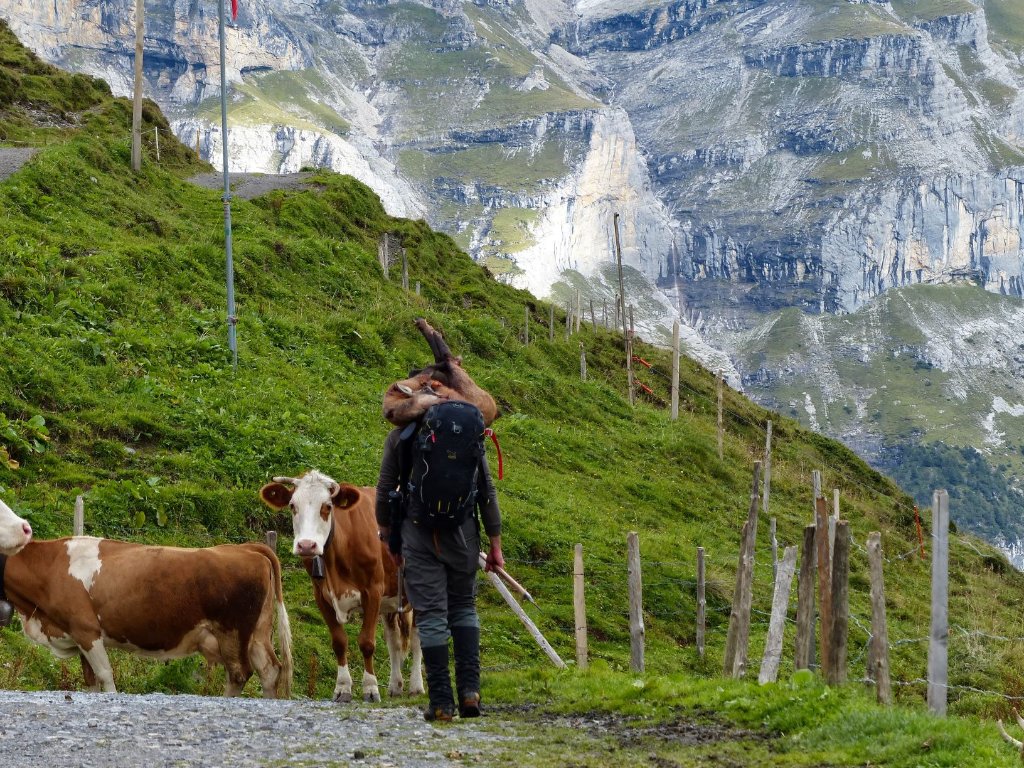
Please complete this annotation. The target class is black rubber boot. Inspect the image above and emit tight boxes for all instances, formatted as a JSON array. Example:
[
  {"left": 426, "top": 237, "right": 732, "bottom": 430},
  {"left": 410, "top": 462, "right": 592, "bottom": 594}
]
[
  {"left": 452, "top": 626, "right": 481, "bottom": 718},
  {"left": 421, "top": 644, "right": 455, "bottom": 722}
]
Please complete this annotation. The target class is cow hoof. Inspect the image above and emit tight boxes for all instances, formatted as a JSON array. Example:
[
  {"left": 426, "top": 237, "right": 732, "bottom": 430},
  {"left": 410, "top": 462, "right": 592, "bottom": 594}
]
[
  {"left": 388, "top": 685, "right": 403, "bottom": 698},
  {"left": 364, "top": 689, "right": 381, "bottom": 703},
  {"left": 333, "top": 691, "right": 353, "bottom": 703},
  {"left": 409, "top": 686, "right": 425, "bottom": 697}
]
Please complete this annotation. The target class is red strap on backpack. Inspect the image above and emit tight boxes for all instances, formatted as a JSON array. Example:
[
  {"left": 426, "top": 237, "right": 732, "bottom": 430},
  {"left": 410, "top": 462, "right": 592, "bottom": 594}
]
[{"left": 484, "top": 428, "right": 503, "bottom": 480}]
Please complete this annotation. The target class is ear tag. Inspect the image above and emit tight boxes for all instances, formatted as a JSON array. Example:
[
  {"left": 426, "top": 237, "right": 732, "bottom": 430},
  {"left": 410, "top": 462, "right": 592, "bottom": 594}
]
[
  {"left": 311, "top": 555, "right": 326, "bottom": 580},
  {"left": 0, "top": 600, "right": 13, "bottom": 628}
]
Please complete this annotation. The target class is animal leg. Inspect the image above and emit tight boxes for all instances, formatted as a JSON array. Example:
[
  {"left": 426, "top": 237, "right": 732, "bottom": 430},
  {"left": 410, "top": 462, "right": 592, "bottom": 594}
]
[
  {"left": 249, "top": 637, "right": 282, "bottom": 700},
  {"left": 79, "top": 652, "right": 100, "bottom": 693},
  {"left": 383, "top": 613, "right": 406, "bottom": 697},
  {"left": 408, "top": 618, "right": 424, "bottom": 696},
  {"left": 358, "top": 592, "right": 382, "bottom": 702},
  {"left": 77, "top": 638, "right": 116, "bottom": 693}
]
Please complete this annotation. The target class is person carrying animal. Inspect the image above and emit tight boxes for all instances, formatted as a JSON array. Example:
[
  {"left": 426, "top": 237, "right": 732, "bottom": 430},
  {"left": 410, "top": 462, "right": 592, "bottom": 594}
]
[{"left": 376, "top": 318, "right": 504, "bottom": 722}]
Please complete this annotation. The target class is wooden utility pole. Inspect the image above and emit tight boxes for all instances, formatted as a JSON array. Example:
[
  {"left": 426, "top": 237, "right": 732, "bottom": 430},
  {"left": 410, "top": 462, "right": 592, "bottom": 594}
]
[
  {"left": 613, "top": 213, "right": 634, "bottom": 405},
  {"left": 670, "top": 319, "right": 680, "bottom": 420},
  {"left": 928, "top": 490, "right": 949, "bottom": 715},
  {"left": 131, "top": 0, "right": 145, "bottom": 172}
]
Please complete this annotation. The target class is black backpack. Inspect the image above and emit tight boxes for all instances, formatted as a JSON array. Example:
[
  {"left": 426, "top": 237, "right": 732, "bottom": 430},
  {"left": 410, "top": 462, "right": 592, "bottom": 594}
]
[{"left": 400, "top": 400, "right": 486, "bottom": 530}]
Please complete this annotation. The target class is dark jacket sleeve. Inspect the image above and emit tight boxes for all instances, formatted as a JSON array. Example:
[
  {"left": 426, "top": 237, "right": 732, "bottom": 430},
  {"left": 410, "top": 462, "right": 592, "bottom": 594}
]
[
  {"left": 375, "top": 428, "right": 402, "bottom": 528},
  {"left": 477, "top": 453, "right": 502, "bottom": 538}
]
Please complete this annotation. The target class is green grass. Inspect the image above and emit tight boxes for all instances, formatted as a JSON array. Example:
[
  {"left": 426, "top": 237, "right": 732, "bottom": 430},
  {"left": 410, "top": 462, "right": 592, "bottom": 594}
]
[
  {"left": 3, "top": 20, "right": 1024, "bottom": 765},
  {"left": 890, "top": 0, "right": 979, "bottom": 23}
]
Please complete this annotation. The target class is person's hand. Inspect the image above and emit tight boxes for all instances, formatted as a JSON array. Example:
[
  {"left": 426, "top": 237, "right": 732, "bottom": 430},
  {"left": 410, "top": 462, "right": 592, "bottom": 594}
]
[{"left": 484, "top": 542, "right": 504, "bottom": 573}]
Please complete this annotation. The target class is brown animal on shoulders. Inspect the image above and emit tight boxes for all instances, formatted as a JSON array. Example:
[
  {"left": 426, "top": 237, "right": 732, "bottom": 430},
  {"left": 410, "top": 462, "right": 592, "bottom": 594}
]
[
  {"left": 259, "top": 471, "right": 423, "bottom": 702},
  {"left": 1, "top": 538, "right": 292, "bottom": 697},
  {"left": 383, "top": 318, "right": 498, "bottom": 427}
]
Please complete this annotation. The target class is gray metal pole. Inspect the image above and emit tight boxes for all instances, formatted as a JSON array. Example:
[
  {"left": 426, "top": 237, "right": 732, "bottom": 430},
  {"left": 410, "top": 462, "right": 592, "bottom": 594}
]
[{"left": 218, "top": 0, "right": 238, "bottom": 369}]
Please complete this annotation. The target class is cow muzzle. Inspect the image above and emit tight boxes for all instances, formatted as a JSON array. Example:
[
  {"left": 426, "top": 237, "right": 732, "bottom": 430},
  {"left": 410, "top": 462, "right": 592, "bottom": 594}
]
[{"left": 294, "top": 539, "right": 320, "bottom": 558}]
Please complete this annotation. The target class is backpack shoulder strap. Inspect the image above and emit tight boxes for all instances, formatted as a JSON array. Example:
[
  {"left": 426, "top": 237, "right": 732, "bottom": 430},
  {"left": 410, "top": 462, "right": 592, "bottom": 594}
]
[{"left": 397, "top": 420, "right": 418, "bottom": 491}]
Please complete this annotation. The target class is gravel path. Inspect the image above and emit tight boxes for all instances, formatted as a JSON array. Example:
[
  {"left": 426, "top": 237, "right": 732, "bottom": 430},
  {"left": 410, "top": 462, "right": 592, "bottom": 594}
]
[
  {"left": 188, "top": 172, "right": 319, "bottom": 200},
  {"left": 0, "top": 691, "right": 518, "bottom": 768},
  {"left": 0, "top": 148, "right": 38, "bottom": 181}
]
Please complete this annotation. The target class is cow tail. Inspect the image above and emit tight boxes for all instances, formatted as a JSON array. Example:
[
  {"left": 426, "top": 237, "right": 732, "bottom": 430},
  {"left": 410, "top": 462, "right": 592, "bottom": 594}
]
[{"left": 269, "top": 551, "right": 293, "bottom": 699}]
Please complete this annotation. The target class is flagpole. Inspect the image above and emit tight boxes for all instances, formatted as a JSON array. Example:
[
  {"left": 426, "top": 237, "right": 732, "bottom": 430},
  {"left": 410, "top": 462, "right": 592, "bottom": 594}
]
[{"left": 217, "top": 0, "right": 238, "bottom": 369}]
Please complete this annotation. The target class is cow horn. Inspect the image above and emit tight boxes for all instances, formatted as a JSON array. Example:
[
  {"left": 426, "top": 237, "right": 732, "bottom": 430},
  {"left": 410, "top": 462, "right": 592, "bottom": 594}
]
[
  {"left": 397, "top": 384, "right": 414, "bottom": 396},
  {"left": 272, "top": 476, "right": 299, "bottom": 485}
]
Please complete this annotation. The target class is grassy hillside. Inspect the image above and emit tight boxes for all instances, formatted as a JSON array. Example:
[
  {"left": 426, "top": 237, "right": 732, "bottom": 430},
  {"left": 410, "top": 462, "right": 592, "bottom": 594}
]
[{"left": 2, "top": 19, "right": 1024, "bottom": 765}]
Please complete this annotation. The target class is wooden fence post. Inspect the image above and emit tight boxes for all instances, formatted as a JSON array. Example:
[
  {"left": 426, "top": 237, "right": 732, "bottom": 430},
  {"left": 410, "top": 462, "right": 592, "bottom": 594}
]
[
  {"left": 401, "top": 247, "right": 409, "bottom": 291},
  {"left": 928, "top": 489, "right": 949, "bottom": 716},
  {"left": 590, "top": 299, "right": 596, "bottom": 331},
  {"left": 670, "top": 320, "right": 680, "bottom": 420},
  {"left": 770, "top": 517, "right": 778, "bottom": 583},
  {"left": 724, "top": 463, "right": 761, "bottom": 677},
  {"left": 759, "top": 545, "right": 797, "bottom": 684},
  {"left": 575, "top": 289, "right": 582, "bottom": 333},
  {"left": 627, "top": 531, "right": 644, "bottom": 672},
  {"left": 696, "top": 546, "right": 706, "bottom": 659},
  {"left": 265, "top": 530, "right": 278, "bottom": 553},
  {"left": 415, "top": 281, "right": 420, "bottom": 296},
  {"left": 565, "top": 301, "right": 571, "bottom": 341},
  {"left": 827, "top": 521, "right": 850, "bottom": 685},
  {"left": 580, "top": 342, "right": 587, "bottom": 382},
  {"left": 485, "top": 568, "right": 566, "bottom": 669},
  {"left": 573, "top": 543, "right": 588, "bottom": 669},
  {"left": 815, "top": 496, "right": 832, "bottom": 679},
  {"left": 73, "top": 495, "right": 84, "bottom": 536},
  {"left": 829, "top": 489, "right": 839, "bottom": 573},
  {"left": 795, "top": 524, "right": 816, "bottom": 670},
  {"left": 716, "top": 370, "right": 724, "bottom": 460},
  {"left": 154, "top": 125, "right": 160, "bottom": 161},
  {"left": 866, "top": 532, "right": 892, "bottom": 705}
]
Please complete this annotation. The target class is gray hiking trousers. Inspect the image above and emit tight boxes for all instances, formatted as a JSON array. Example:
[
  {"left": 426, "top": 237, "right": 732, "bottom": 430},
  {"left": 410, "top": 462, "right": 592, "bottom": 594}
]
[{"left": 401, "top": 515, "right": 480, "bottom": 648}]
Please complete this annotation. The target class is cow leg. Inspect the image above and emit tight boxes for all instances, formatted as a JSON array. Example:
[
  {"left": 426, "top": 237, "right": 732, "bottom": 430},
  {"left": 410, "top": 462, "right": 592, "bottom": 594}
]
[
  {"left": 328, "top": 623, "right": 353, "bottom": 703},
  {"left": 249, "top": 638, "right": 282, "bottom": 699},
  {"left": 408, "top": 620, "right": 425, "bottom": 696},
  {"left": 77, "top": 639, "right": 116, "bottom": 693},
  {"left": 222, "top": 661, "right": 252, "bottom": 697},
  {"left": 79, "top": 653, "right": 100, "bottom": 693},
  {"left": 358, "top": 593, "right": 382, "bottom": 703},
  {"left": 383, "top": 614, "right": 406, "bottom": 697}
]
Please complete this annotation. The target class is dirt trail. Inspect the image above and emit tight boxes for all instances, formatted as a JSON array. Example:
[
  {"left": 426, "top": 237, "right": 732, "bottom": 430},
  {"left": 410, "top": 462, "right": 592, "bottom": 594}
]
[
  {"left": 0, "top": 148, "right": 38, "bottom": 181},
  {"left": 187, "top": 172, "right": 319, "bottom": 200}
]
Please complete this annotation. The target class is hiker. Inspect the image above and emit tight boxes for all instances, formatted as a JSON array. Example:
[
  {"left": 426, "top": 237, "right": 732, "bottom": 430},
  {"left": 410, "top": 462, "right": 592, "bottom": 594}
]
[
  {"left": 374, "top": 407, "right": 504, "bottom": 721},
  {"left": 376, "top": 319, "right": 504, "bottom": 721}
]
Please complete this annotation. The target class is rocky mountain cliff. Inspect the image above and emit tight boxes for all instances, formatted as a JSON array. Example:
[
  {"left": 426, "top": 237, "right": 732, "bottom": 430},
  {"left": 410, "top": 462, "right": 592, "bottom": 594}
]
[{"left": 4, "top": 0, "right": 1024, "bottom": 550}]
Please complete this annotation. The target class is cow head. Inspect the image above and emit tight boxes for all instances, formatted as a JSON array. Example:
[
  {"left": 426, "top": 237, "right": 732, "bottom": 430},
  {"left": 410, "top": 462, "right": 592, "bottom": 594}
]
[
  {"left": 0, "top": 496, "right": 32, "bottom": 556},
  {"left": 259, "top": 471, "right": 360, "bottom": 558}
]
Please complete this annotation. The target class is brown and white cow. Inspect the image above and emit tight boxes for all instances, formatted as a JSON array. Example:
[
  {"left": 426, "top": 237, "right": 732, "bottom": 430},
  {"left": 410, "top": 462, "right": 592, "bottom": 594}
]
[
  {"left": 0, "top": 497, "right": 32, "bottom": 556},
  {"left": 260, "top": 471, "right": 423, "bottom": 702},
  {"left": 0, "top": 538, "right": 292, "bottom": 697}
]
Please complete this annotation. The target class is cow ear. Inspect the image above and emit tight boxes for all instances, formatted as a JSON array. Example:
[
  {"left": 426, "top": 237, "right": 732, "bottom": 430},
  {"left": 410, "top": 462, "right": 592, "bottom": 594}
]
[
  {"left": 332, "top": 484, "right": 361, "bottom": 509},
  {"left": 259, "top": 483, "right": 293, "bottom": 510}
]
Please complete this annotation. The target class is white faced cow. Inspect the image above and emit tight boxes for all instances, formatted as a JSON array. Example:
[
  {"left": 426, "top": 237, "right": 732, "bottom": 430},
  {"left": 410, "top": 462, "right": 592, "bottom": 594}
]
[
  {"left": 0, "top": 538, "right": 293, "bottom": 697},
  {"left": 260, "top": 471, "right": 423, "bottom": 703},
  {"left": 0, "top": 497, "right": 32, "bottom": 556}
]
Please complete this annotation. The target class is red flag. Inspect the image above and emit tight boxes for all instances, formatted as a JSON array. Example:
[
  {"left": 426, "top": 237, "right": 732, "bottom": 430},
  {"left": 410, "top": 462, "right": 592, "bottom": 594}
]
[{"left": 231, "top": 0, "right": 238, "bottom": 19}]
